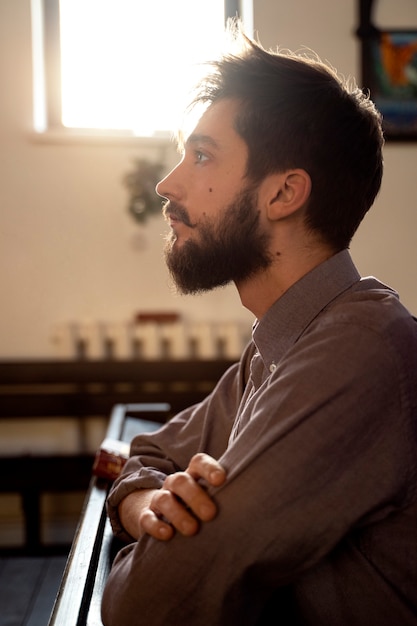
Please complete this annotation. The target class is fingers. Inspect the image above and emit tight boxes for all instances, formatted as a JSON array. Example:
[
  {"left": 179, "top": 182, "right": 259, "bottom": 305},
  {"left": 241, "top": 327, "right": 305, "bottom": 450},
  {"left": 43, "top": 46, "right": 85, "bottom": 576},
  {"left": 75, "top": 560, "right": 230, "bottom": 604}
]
[
  {"left": 164, "top": 471, "right": 216, "bottom": 523},
  {"left": 186, "top": 452, "right": 227, "bottom": 487},
  {"left": 139, "top": 506, "right": 175, "bottom": 541},
  {"left": 140, "top": 485, "right": 200, "bottom": 539},
  {"left": 164, "top": 454, "right": 226, "bottom": 523},
  {"left": 139, "top": 454, "right": 226, "bottom": 541}
]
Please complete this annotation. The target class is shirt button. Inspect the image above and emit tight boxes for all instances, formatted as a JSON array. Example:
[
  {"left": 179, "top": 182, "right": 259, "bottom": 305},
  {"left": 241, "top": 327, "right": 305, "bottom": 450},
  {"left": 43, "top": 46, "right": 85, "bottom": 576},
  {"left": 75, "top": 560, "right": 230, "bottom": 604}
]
[{"left": 269, "top": 363, "right": 277, "bottom": 373}]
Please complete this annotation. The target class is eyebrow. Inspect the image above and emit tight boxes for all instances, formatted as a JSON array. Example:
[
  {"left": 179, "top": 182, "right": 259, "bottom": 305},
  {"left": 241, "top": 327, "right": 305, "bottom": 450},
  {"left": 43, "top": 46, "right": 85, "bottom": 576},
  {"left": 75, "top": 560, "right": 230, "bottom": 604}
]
[{"left": 185, "top": 133, "right": 220, "bottom": 150}]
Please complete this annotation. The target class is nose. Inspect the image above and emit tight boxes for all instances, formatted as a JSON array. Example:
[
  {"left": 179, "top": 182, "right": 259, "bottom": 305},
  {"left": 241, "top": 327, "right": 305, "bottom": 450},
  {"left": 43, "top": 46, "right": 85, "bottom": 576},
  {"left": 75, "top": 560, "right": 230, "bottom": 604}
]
[{"left": 155, "top": 162, "right": 183, "bottom": 200}]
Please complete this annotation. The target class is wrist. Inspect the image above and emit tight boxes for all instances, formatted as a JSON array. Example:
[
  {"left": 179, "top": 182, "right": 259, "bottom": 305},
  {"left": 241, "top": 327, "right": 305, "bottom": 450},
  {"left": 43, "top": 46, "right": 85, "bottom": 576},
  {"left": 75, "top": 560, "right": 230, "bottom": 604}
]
[{"left": 118, "top": 488, "right": 157, "bottom": 540}]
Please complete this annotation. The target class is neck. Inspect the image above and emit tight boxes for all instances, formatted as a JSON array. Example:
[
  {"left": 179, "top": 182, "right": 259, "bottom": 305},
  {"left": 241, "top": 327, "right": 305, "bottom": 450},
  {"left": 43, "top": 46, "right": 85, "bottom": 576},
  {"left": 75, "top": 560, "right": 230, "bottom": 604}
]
[{"left": 236, "top": 244, "right": 335, "bottom": 319}]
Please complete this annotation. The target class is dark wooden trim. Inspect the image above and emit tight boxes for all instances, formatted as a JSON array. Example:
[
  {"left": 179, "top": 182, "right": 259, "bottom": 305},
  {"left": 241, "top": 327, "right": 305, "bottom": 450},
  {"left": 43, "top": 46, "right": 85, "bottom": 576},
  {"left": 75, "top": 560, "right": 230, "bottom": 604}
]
[
  {"left": 0, "top": 455, "right": 94, "bottom": 492},
  {"left": 0, "top": 360, "right": 234, "bottom": 553},
  {"left": 0, "top": 359, "right": 234, "bottom": 418},
  {"left": 0, "top": 359, "right": 234, "bottom": 384},
  {"left": 48, "top": 404, "right": 167, "bottom": 625},
  {"left": 0, "top": 455, "right": 95, "bottom": 554}
]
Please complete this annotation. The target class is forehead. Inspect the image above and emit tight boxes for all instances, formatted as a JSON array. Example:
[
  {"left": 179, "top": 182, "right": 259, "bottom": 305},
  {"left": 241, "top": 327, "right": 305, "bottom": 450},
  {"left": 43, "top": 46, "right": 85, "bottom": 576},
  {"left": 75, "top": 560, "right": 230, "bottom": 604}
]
[{"left": 182, "top": 99, "right": 247, "bottom": 155}]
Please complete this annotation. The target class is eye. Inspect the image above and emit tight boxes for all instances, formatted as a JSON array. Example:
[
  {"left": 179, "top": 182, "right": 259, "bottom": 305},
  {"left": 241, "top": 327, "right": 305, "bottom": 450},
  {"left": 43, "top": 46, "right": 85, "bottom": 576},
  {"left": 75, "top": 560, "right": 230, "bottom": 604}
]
[{"left": 194, "top": 150, "right": 209, "bottom": 164}]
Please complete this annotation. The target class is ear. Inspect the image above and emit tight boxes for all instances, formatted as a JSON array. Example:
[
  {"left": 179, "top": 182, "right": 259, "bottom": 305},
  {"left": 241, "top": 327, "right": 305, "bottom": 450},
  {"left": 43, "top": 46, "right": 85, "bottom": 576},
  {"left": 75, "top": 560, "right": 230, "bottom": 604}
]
[{"left": 262, "top": 169, "right": 312, "bottom": 221}]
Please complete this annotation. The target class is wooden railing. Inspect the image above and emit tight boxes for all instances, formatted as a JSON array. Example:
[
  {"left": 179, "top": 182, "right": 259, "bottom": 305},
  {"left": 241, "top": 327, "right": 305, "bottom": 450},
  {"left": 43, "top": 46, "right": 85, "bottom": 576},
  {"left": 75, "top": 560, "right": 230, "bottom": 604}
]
[
  {"left": 48, "top": 403, "right": 168, "bottom": 626},
  {"left": 0, "top": 358, "right": 234, "bottom": 553}
]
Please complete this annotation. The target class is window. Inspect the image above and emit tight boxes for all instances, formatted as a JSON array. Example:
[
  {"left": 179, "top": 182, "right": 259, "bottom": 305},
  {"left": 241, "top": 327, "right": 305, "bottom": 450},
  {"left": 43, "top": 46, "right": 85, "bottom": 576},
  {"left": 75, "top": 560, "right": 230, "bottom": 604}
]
[{"left": 31, "top": 0, "right": 253, "bottom": 138}]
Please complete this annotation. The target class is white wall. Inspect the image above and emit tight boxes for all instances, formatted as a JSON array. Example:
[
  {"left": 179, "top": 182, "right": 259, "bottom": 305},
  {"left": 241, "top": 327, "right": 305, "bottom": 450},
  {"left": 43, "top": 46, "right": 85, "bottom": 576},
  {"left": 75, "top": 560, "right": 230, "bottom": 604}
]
[
  {"left": 0, "top": 0, "right": 416, "bottom": 358},
  {"left": 254, "top": 0, "right": 417, "bottom": 316}
]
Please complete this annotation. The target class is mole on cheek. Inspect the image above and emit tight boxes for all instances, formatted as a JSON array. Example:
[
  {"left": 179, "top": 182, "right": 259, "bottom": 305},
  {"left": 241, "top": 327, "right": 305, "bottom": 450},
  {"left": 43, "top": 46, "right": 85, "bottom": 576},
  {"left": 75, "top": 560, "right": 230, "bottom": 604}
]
[{"left": 209, "top": 188, "right": 213, "bottom": 193}]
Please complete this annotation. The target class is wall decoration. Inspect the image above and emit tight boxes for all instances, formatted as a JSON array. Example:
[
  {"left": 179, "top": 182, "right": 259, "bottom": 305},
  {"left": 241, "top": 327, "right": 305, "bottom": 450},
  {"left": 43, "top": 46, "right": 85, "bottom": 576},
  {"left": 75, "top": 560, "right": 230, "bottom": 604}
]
[
  {"left": 357, "top": 0, "right": 417, "bottom": 140},
  {"left": 123, "top": 158, "right": 165, "bottom": 223}
]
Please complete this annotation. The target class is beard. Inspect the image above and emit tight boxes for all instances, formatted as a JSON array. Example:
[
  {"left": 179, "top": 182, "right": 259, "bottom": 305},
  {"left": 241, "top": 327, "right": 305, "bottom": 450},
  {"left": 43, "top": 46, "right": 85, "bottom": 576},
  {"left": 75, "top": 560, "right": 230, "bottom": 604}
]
[{"left": 163, "top": 186, "right": 273, "bottom": 294}]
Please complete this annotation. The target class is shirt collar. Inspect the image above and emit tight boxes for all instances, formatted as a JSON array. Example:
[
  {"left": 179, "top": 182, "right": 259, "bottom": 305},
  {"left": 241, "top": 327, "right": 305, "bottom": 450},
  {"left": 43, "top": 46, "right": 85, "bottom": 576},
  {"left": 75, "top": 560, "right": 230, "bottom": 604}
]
[{"left": 252, "top": 250, "right": 361, "bottom": 369}]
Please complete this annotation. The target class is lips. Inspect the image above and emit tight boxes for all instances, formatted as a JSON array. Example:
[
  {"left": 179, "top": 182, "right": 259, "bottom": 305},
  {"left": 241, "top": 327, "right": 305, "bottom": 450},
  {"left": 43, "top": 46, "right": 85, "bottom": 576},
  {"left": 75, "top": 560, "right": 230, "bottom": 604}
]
[
  {"left": 167, "top": 213, "right": 180, "bottom": 226},
  {"left": 163, "top": 207, "right": 181, "bottom": 225},
  {"left": 163, "top": 201, "right": 196, "bottom": 229},
  {"left": 163, "top": 203, "right": 179, "bottom": 223}
]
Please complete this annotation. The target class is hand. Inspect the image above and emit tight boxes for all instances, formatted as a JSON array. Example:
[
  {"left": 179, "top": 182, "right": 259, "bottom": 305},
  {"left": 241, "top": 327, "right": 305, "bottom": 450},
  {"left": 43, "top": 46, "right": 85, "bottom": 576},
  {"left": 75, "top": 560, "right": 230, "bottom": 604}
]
[{"left": 140, "top": 453, "right": 226, "bottom": 541}]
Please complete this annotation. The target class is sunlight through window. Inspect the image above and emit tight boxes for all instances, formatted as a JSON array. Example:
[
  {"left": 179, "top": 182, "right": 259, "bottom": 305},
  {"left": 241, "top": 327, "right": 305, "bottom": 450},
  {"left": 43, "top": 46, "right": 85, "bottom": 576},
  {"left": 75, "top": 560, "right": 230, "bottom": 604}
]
[{"left": 59, "top": 0, "right": 226, "bottom": 136}]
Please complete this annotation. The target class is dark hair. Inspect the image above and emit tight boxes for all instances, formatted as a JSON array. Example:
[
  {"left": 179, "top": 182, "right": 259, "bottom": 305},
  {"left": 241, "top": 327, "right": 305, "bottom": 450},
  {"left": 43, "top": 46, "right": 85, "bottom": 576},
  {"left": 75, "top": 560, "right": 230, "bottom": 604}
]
[{"left": 187, "top": 23, "right": 384, "bottom": 251}]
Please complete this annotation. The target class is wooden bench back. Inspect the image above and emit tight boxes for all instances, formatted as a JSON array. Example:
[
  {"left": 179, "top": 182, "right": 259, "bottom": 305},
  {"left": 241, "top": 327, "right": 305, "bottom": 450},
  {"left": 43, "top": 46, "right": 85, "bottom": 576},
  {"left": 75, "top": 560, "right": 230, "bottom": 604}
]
[{"left": 0, "top": 359, "right": 234, "bottom": 419}]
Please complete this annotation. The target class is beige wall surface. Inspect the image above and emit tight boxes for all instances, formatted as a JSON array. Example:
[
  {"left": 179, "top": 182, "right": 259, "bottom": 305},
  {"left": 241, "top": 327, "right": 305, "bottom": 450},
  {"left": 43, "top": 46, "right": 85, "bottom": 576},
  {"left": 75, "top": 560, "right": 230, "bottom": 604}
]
[
  {"left": 254, "top": 0, "right": 417, "bottom": 317},
  {"left": 0, "top": 0, "right": 416, "bottom": 358}
]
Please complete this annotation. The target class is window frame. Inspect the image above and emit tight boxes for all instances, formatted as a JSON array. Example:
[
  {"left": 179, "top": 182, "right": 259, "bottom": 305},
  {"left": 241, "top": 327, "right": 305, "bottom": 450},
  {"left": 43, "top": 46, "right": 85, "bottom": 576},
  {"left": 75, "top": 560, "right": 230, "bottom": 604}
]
[{"left": 32, "top": 0, "right": 248, "bottom": 140}]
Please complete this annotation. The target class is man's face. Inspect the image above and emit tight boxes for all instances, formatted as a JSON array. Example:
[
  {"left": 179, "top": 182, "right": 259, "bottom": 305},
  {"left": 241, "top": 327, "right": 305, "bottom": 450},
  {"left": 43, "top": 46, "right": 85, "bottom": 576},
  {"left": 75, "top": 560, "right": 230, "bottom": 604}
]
[{"left": 156, "top": 99, "right": 272, "bottom": 294}]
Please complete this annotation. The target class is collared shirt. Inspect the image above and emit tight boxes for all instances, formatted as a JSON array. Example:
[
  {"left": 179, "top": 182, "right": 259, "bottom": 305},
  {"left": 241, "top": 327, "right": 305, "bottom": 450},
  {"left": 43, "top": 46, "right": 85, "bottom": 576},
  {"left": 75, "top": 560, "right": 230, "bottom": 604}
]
[{"left": 103, "top": 250, "right": 417, "bottom": 626}]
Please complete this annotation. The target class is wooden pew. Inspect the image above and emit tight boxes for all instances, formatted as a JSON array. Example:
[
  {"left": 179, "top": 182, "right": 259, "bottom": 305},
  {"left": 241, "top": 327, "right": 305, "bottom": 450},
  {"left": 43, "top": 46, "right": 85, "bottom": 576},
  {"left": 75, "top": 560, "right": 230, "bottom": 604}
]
[
  {"left": 48, "top": 403, "right": 170, "bottom": 626},
  {"left": 0, "top": 359, "right": 234, "bottom": 417},
  {"left": 0, "top": 358, "right": 234, "bottom": 553}
]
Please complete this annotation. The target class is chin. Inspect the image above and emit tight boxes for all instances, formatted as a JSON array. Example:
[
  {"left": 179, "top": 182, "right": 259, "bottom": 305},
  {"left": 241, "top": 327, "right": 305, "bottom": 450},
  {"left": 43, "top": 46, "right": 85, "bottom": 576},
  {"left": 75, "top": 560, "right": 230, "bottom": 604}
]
[
  {"left": 172, "top": 234, "right": 192, "bottom": 250},
  {"left": 164, "top": 231, "right": 177, "bottom": 250}
]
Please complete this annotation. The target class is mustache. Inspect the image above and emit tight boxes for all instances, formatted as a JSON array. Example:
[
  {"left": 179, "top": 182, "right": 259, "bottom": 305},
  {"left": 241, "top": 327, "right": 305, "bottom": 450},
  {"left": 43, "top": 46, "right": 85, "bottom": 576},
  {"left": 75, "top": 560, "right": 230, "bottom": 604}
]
[{"left": 162, "top": 200, "right": 196, "bottom": 228}]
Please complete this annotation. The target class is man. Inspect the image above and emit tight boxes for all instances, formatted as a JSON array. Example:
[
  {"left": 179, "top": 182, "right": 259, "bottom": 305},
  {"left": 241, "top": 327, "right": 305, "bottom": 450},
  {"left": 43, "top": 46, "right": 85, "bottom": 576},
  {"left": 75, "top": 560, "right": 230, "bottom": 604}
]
[{"left": 102, "top": 24, "right": 417, "bottom": 625}]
